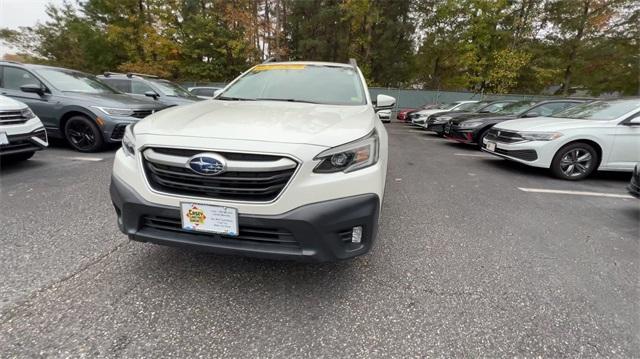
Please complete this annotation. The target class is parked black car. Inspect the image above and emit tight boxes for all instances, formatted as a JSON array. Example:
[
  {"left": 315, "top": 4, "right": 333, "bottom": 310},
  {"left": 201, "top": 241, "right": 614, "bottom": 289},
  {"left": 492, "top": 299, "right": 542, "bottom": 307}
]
[
  {"left": 0, "top": 61, "right": 166, "bottom": 152},
  {"left": 443, "top": 99, "right": 588, "bottom": 148},
  {"left": 628, "top": 164, "right": 640, "bottom": 199},
  {"left": 425, "top": 99, "right": 517, "bottom": 135},
  {"left": 99, "top": 72, "right": 201, "bottom": 107}
]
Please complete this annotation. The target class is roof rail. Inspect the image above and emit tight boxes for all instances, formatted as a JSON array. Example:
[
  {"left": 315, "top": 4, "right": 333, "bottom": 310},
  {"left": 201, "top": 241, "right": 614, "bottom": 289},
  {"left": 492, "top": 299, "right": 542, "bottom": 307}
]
[
  {"left": 262, "top": 57, "right": 278, "bottom": 64},
  {"left": 126, "top": 72, "right": 159, "bottom": 78},
  {"left": 349, "top": 58, "right": 358, "bottom": 68},
  {"left": 103, "top": 71, "right": 125, "bottom": 77}
]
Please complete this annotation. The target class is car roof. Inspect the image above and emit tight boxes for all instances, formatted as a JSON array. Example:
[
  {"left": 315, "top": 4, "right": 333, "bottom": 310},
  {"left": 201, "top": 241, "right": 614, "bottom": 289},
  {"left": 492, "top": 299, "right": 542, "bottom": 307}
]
[{"left": 0, "top": 61, "right": 88, "bottom": 74}]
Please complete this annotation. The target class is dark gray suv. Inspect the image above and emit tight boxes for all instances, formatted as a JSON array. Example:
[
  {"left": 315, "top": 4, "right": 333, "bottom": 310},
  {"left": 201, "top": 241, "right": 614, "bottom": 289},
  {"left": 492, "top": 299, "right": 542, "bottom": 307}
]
[
  {"left": 98, "top": 73, "right": 201, "bottom": 107},
  {"left": 0, "top": 62, "right": 166, "bottom": 152}
]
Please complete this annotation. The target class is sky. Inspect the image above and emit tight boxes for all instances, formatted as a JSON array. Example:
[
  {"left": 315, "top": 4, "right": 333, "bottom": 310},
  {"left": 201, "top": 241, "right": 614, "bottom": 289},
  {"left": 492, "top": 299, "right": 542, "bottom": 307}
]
[{"left": 0, "top": 0, "right": 66, "bottom": 57}]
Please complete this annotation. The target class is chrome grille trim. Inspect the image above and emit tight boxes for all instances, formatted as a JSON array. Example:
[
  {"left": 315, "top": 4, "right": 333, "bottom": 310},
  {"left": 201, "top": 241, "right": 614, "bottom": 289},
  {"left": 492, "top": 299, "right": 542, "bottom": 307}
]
[{"left": 143, "top": 148, "right": 297, "bottom": 172}]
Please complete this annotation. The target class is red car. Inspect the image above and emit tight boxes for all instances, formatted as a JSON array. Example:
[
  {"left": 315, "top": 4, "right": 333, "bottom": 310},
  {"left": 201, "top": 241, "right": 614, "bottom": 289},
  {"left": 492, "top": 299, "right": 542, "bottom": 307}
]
[{"left": 396, "top": 108, "right": 415, "bottom": 122}]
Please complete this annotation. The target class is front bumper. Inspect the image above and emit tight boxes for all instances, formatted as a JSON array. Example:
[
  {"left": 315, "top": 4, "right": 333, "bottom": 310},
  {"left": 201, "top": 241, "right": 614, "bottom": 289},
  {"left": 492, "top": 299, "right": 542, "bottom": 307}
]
[
  {"left": 425, "top": 123, "right": 445, "bottom": 133},
  {"left": 110, "top": 175, "right": 380, "bottom": 262},
  {"left": 0, "top": 128, "right": 48, "bottom": 156},
  {"left": 481, "top": 137, "right": 552, "bottom": 167},
  {"left": 444, "top": 126, "right": 475, "bottom": 143}
]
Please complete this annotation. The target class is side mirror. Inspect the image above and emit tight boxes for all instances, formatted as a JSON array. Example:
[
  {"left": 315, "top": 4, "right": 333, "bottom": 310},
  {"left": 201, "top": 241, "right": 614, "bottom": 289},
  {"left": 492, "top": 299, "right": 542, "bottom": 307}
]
[
  {"left": 374, "top": 94, "right": 396, "bottom": 112},
  {"left": 20, "top": 84, "right": 45, "bottom": 96},
  {"left": 144, "top": 91, "right": 159, "bottom": 100},
  {"left": 213, "top": 89, "right": 223, "bottom": 98},
  {"left": 522, "top": 112, "right": 539, "bottom": 118}
]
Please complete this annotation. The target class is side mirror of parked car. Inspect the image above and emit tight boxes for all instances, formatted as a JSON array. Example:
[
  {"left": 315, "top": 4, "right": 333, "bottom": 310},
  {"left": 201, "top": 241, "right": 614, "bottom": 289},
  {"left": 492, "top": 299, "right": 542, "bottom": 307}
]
[
  {"left": 20, "top": 84, "right": 45, "bottom": 96},
  {"left": 374, "top": 94, "right": 396, "bottom": 112},
  {"left": 144, "top": 91, "right": 159, "bottom": 100},
  {"left": 522, "top": 111, "right": 539, "bottom": 118},
  {"left": 213, "top": 89, "right": 223, "bottom": 98}
]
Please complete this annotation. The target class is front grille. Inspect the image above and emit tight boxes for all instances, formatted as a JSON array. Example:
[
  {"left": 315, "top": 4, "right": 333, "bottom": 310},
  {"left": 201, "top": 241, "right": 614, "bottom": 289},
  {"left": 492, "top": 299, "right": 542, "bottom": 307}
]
[
  {"left": 485, "top": 129, "right": 524, "bottom": 143},
  {"left": 142, "top": 215, "right": 299, "bottom": 247},
  {"left": 0, "top": 110, "right": 28, "bottom": 125},
  {"left": 111, "top": 124, "right": 127, "bottom": 140},
  {"left": 142, "top": 148, "right": 298, "bottom": 202},
  {"left": 131, "top": 110, "right": 154, "bottom": 119}
]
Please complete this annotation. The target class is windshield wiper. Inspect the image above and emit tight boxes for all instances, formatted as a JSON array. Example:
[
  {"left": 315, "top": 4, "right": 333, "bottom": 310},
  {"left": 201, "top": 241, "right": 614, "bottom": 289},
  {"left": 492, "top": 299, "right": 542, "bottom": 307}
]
[
  {"left": 255, "top": 98, "right": 320, "bottom": 104},
  {"left": 217, "top": 96, "right": 255, "bottom": 101}
]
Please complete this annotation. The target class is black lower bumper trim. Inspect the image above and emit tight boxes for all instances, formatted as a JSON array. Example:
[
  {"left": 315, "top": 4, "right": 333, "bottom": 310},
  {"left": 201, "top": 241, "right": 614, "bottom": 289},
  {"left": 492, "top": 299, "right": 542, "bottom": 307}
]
[
  {"left": 0, "top": 130, "right": 47, "bottom": 156},
  {"left": 110, "top": 176, "right": 380, "bottom": 262}
]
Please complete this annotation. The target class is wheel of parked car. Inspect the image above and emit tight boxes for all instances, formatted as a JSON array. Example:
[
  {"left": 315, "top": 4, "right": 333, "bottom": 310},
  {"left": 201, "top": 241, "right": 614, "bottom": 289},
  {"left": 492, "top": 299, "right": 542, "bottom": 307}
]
[
  {"left": 476, "top": 127, "right": 491, "bottom": 149},
  {"left": 550, "top": 142, "right": 598, "bottom": 180},
  {"left": 65, "top": 116, "right": 104, "bottom": 152}
]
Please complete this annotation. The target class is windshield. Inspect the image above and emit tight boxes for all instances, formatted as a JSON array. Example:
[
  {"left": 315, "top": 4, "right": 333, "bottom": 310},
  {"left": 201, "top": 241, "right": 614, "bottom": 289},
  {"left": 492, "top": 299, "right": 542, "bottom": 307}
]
[
  {"left": 458, "top": 101, "right": 491, "bottom": 112},
  {"left": 220, "top": 64, "right": 366, "bottom": 105},
  {"left": 479, "top": 101, "right": 512, "bottom": 113},
  {"left": 551, "top": 100, "right": 640, "bottom": 120},
  {"left": 496, "top": 101, "right": 537, "bottom": 115},
  {"left": 149, "top": 79, "right": 196, "bottom": 98},
  {"left": 35, "top": 68, "right": 119, "bottom": 94},
  {"left": 454, "top": 102, "right": 480, "bottom": 111}
]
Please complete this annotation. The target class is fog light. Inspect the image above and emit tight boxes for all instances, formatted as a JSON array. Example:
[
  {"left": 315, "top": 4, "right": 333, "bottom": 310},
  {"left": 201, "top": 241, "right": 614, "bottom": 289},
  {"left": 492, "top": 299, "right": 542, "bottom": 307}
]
[{"left": 351, "top": 226, "right": 363, "bottom": 243}]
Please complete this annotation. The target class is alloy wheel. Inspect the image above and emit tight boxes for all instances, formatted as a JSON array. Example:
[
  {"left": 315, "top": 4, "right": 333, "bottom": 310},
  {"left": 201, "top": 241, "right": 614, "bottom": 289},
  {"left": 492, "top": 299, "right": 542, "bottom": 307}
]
[
  {"left": 67, "top": 120, "right": 96, "bottom": 151},
  {"left": 560, "top": 149, "right": 592, "bottom": 177}
]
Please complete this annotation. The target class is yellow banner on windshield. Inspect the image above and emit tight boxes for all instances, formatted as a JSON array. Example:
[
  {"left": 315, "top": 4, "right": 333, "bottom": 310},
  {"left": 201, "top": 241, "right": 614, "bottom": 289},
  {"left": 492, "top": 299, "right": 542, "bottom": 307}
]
[{"left": 253, "top": 64, "right": 306, "bottom": 71}]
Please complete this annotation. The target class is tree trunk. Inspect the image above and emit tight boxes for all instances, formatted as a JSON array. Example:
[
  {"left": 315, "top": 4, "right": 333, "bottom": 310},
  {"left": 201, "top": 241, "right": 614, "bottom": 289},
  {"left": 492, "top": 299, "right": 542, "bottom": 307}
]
[{"left": 562, "top": 0, "right": 590, "bottom": 96}]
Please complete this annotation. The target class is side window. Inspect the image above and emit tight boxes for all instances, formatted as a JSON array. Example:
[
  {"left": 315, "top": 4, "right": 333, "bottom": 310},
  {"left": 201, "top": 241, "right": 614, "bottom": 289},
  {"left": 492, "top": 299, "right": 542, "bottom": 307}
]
[
  {"left": 102, "top": 79, "right": 131, "bottom": 93},
  {"left": 2, "top": 66, "right": 41, "bottom": 91},
  {"left": 131, "top": 80, "right": 155, "bottom": 95}
]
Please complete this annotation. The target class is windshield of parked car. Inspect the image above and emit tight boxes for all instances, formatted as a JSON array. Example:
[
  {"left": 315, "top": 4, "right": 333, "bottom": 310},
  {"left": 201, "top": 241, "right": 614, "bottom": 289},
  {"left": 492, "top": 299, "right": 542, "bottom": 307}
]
[
  {"left": 478, "top": 101, "right": 512, "bottom": 113},
  {"left": 495, "top": 101, "right": 537, "bottom": 115},
  {"left": 35, "top": 68, "right": 119, "bottom": 94},
  {"left": 148, "top": 79, "right": 196, "bottom": 98},
  {"left": 460, "top": 101, "right": 491, "bottom": 112},
  {"left": 551, "top": 100, "right": 640, "bottom": 120},
  {"left": 220, "top": 64, "right": 366, "bottom": 105},
  {"left": 454, "top": 102, "right": 480, "bottom": 111}
]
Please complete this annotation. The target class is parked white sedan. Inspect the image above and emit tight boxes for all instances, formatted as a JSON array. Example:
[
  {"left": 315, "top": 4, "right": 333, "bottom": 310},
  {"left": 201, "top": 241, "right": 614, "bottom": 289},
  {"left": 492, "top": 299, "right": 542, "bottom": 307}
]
[
  {"left": 482, "top": 99, "right": 640, "bottom": 180},
  {"left": 410, "top": 100, "right": 478, "bottom": 126}
]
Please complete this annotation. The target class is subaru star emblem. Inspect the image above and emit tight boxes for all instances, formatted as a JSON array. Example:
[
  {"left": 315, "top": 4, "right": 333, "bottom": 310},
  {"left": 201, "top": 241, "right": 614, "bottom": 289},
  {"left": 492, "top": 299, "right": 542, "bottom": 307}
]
[{"left": 187, "top": 153, "right": 226, "bottom": 175}]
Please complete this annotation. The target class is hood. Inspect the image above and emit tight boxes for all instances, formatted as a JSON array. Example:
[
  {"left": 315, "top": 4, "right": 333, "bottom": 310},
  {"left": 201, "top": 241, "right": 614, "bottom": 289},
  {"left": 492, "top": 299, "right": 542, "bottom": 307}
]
[
  {"left": 135, "top": 100, "right": 375, "bottom": 147},
  {"left": 161, "top": 96, "right": 202, "bottom": 106},
  {"left": 0, "top": 95, "right": 28, "bottom": 111},
  {"left": 450, "top": 112, "right": 515, "bottom": 125},
  {"left": 495, "top": 117, "right": 609, "bottom": 132},
  {"left": 58, "top": 92, "right": 165, "bottom": 110}
]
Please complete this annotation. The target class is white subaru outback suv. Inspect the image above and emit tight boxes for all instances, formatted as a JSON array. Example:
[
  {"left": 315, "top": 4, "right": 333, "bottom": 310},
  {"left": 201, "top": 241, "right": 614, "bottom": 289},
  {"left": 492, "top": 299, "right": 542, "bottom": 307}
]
[
  {"left": 0, "top": 95, "right": 48, "bottom": 162},
  {"left": 110, "top": 61, "right": 395, "bottom": 261}
]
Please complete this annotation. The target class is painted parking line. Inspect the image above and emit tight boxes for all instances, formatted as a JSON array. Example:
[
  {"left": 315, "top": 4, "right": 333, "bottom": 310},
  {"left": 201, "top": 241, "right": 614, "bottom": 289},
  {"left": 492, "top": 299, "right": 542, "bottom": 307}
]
[
  {"left": 454, "top": 153, "right": 494, "bottom": 158},
  {"left": 517, "top": 187, "right": 633, "bottom": 199}
]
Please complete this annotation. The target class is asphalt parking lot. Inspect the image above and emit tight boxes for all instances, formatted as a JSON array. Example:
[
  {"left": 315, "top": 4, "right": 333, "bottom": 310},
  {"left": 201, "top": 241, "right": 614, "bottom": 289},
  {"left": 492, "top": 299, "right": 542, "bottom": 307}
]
[{"left": 1, "top": 122, "right": 638, "bottom": 357}]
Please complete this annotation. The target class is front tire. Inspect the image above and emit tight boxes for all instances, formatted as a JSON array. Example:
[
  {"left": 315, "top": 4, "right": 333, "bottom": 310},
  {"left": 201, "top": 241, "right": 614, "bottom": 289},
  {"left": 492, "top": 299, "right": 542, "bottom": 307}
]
[
  {"left": 64, "top": 116, "right": 104, "bottom": 152},
  {"left": 551, "top": 142, "right": 598, "bottom": 180}
]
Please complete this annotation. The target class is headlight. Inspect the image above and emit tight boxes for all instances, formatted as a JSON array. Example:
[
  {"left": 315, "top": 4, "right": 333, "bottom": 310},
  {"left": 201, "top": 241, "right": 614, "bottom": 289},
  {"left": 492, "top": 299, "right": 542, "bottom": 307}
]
[
  {"left": 313, "top": 130, "right": 379, "bottom": 173},
  {"left": 93, "top": 106, "right": 135, "bottom": 117},
  {"left": 21, "top": 107, "right": 36, "bottom": 119},
  {"left": 458, "top": 121, "right": 483, "bottom": 128},
  {"left": 518, "top": 131, "right": 563, "bottom": 141},
  {"left": 122, "top": 123, "right": 136, "bottom": 156}
]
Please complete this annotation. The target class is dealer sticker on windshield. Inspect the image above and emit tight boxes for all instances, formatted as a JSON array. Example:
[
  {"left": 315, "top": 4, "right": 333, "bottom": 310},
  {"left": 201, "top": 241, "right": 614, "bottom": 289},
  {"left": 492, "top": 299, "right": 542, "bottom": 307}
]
[
  {"left": 181, "top": 202, "right": 239, "bottom": 237},
  {"left": 253, "top": 64, "right": 306, "bottom": 71}
]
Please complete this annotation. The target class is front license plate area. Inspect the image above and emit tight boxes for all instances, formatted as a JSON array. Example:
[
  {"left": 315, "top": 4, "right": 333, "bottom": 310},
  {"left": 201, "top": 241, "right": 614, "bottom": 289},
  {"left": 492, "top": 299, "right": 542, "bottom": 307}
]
[
  {"left": 0, "top": 132, "right": 9, "bottom": 145},
  {"left": 180, "top": 202, "right": 239, "bottom": 237},
  {"left": 486, "top": 141, "right": 496, "bottom": 151}
]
